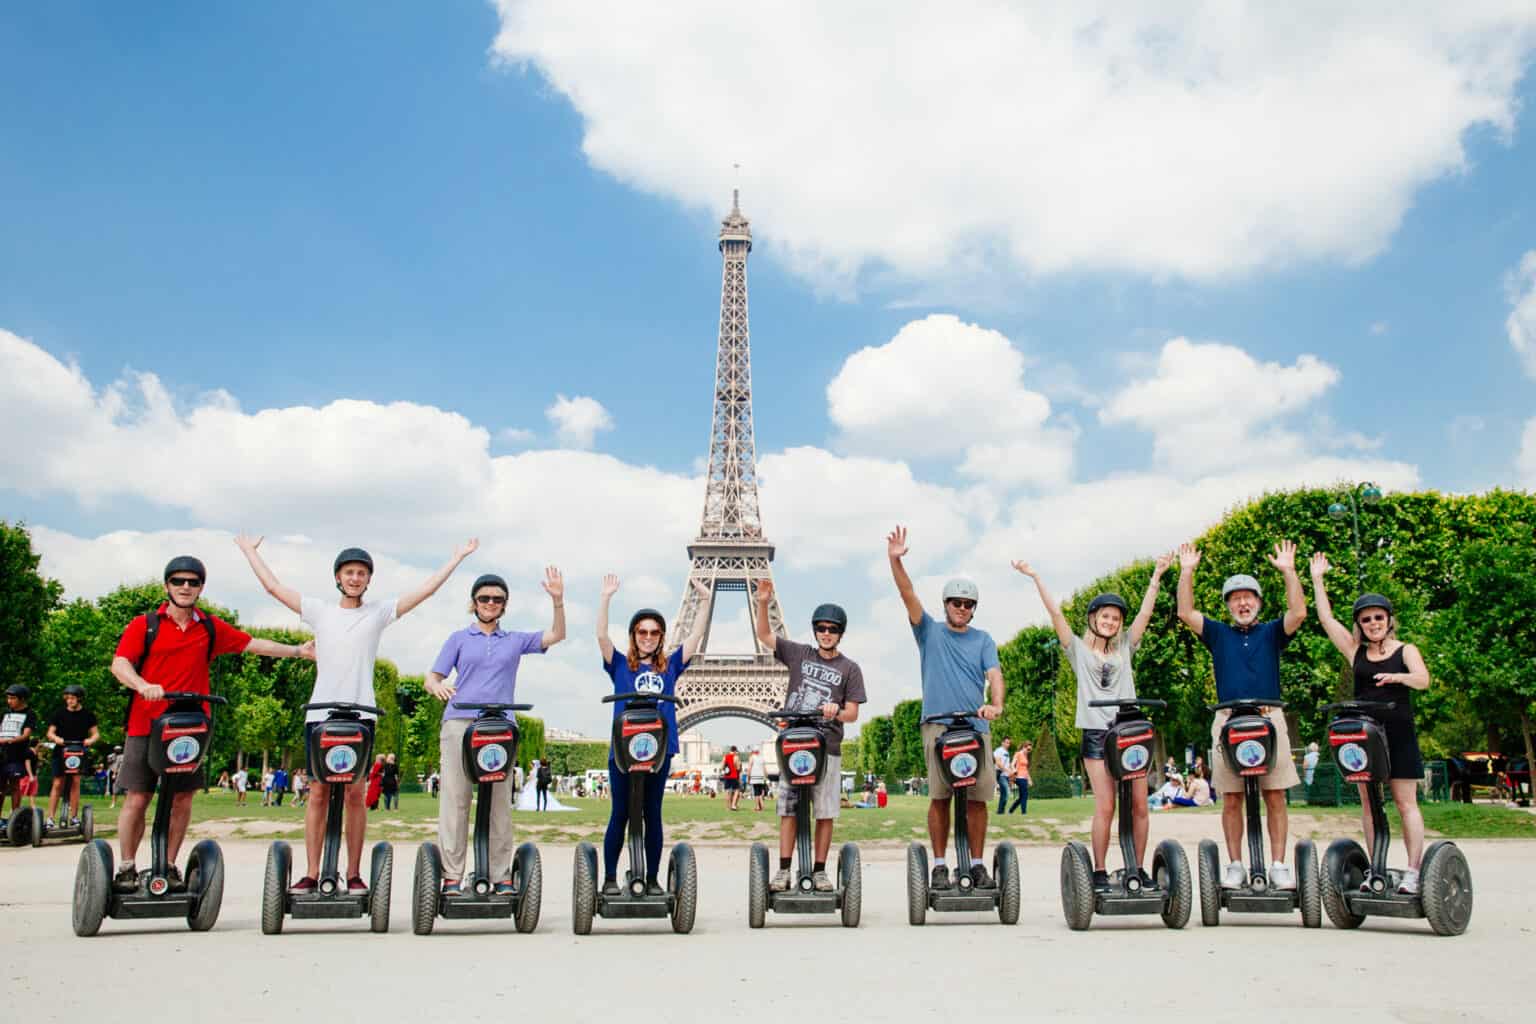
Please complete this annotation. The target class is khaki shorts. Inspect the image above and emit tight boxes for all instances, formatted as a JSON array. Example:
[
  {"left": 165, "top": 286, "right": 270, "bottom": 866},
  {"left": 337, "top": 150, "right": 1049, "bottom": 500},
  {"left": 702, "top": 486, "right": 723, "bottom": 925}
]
[
  {"left": 777, "top": 754, "right": 841, "bottom": 820},
  {"left": 922, "top": 722, "right": 996, "bottom": 802},
  {"left": 1210, "top": 708, "right": 1301, "bottom": 795},
  {"left": 116, "top": 736, "right": 204, "bottom": 794}
]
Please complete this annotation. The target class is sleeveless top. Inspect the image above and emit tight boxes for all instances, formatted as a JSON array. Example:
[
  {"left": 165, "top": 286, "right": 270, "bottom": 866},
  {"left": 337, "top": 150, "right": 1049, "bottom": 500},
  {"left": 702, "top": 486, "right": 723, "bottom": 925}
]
[{"left": 1352, "top": 644, "right": 1413, "bottom": 707}]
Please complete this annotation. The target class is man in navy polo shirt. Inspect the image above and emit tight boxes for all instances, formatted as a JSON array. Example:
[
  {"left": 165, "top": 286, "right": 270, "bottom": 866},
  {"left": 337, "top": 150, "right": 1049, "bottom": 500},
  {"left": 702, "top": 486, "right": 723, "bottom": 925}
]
[{"left": 1176, "top": 540, "right": 1306, "bottom": 889}]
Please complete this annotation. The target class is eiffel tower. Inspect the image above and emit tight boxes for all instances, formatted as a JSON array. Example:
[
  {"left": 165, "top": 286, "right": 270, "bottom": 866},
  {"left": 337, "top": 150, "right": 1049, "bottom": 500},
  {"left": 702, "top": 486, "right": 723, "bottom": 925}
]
[{"left": 671, "top": 191, "right": 789, "bottom": 731}]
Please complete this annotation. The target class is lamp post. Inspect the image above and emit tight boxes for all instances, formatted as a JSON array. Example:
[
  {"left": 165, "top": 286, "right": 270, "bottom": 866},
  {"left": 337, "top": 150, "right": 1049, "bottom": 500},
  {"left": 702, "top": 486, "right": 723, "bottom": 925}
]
[{"left": 1326, "top": 481, "right": 1383, "bottom": 589}]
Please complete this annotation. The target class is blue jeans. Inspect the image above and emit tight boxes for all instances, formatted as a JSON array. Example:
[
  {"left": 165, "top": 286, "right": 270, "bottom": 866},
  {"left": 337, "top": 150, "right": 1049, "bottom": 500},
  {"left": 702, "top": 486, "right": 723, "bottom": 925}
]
[
  {"left": 604, "top": 757, "right": 672, "bottom": 882},
  {"left": 382, "top": 790, "right": 397, "bottom": 810},
  {"left": 996, "top": 773, "right": 1010, "bottom": 814},
  {"left": 1009, "top": 778, "right": 1029, "bottom": 815}
]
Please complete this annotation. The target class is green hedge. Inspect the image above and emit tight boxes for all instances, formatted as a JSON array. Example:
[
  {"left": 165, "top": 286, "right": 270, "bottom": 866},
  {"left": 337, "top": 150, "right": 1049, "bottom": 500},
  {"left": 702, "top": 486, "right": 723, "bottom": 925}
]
[{"left": 544, "top": 740, "right": 609, "bottom": 775}]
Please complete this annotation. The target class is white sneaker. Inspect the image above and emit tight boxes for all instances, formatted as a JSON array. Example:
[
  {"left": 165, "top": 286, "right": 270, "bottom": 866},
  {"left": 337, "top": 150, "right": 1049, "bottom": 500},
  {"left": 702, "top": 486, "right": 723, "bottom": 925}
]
[
  {"left": 1222, "top": 861, "right": 1246, "bottom": 888},
  {"left": 1398, "top": 869, "right": 1420, "bottom": 895},
  {"left": 1269, "top": 861, "right": 1294, "bottom": 888}
]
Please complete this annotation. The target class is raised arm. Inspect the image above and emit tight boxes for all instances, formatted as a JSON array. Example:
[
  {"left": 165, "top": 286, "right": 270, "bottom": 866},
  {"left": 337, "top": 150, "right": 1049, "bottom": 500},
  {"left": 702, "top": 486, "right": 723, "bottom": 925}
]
[
  {"left": 396, "top": 538, "right": 478, "bottom": 618},
  {"left": 681, "top": 577, "right": 713, "bottom": 664},
  {"left": 540, "top": 566, "right": 567, "bottom": 650},
  {"left": 887, "top": 526, "right": 924, "bottom": 626},
  {"left": 235, "top": 534, "right": 303, "bottom": 615},
  {"left": 1269, "top": 540, "right": 1307, "bottom": 635},
  {"left": 1011, "top": 559, "right": 1073, "bottom": 648},
  {"left": 752, "top": 578, "right": 777, "bottom": 653},
  {"left": 244, "top": 637, "right": 317, "bottom": 660},
  {"left": 1176, "top": 543, "right": 1204, "bottom": 634},
  {"left": 1308, "top": 552, "right": 1356, "bottom": 657},
  {"left": 596, "top": 574, "right": 619, "bottom": 664},
  {"left": 1129, "top": 551, "right": 1173, "bottom": 647}
]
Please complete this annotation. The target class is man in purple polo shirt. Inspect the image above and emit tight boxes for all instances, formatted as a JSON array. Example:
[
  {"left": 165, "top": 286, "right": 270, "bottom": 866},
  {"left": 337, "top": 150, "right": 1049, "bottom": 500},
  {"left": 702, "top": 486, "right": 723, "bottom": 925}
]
[{"left": 424, "top": 568, "right": 566, "bottom": 893}]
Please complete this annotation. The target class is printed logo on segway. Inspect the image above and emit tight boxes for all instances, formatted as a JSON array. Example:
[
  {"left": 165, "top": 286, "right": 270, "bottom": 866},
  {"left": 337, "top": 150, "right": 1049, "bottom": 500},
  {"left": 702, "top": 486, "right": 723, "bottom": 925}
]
[
  {"left": 628, "top": 731, "right": 660, "bottom": 763},
  {"left": 166, "top": 735, "right": 201, "bottom": 766},
  {"left": 1337, "top": 742, "right": 1368, "bottom": 775},
  {"left": 64, "top": 753, "right": 83, "bottom": 771},
  {"left": 1234, "top": 739, "right": 1267, "bottom": 772},
  {"left": 632, "top": 671, "right": 665, "bottom": 695},
  {"left": 476, "top": 743, "right": 509, "bottom": 774},
  {"left": 324, "top": 744, "right": 358, "bottom": 776},
  {"left": 1120, "top": 744, "right": 1150, "bottom": 773},
  {"left": 948, "top": 752, "right": 979, "bottom": 780},
  {"left": 787, "top": 750, "right": 817, "bottom": 777}
]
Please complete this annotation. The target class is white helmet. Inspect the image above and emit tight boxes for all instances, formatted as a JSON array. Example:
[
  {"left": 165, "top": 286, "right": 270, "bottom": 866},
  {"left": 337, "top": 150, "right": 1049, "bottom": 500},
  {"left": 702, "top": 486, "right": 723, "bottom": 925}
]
[{"left": 942, "top": 578, "right": 979, "bottom": 603}]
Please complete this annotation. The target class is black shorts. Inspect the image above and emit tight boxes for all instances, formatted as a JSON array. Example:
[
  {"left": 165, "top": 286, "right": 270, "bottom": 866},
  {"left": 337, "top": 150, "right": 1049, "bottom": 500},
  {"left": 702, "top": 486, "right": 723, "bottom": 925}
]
[
  {"left": 1375, "top": 706, "right": 1424, "bottom": 780},
  {"left": 722, "top": 777, "right": 739, "bottom": 791},
  {"left": 752, "top": 782, "right": 767, "bottom": 796},
  {"left": 1080, "top": 729, "right": 1109, "bottom": 761}
]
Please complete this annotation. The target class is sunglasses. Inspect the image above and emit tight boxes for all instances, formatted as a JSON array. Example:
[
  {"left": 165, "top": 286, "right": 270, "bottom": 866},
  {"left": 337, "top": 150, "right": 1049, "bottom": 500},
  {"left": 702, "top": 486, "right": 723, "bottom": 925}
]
[
  {"left": 475, "top": 595, "right": 507, "bottom": 606},
  {"left": 1358, "top": 613, "right": 1388, "bottom": 624},
  {"left": 947, "top": 599, "right": 977, "bottom": 611},
  {"left": 634, "top": 628, "right": 663, "bottom": 638},
  {"left": 167, "top": 577, "right": 203, "bottom": 588},
  {"left": 814, "top": 624, "right": 844, "bottom": 635}
]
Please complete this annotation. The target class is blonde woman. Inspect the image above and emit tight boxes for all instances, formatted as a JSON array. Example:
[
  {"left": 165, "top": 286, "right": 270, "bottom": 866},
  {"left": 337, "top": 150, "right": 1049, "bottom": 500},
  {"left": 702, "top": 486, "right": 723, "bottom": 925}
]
[{"left": 1013, "top": 553, "right": 1170, "bottom": 889}]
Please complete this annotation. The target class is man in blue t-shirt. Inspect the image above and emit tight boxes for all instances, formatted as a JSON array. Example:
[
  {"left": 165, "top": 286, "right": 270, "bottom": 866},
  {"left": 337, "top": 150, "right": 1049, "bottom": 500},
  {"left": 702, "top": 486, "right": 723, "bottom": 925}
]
[
  {"left": 1176, "top": 539, "right": 1306, "bottom": 890},
  {"left": 887, "top": 526, "right": 1005, "bottom": 891}
]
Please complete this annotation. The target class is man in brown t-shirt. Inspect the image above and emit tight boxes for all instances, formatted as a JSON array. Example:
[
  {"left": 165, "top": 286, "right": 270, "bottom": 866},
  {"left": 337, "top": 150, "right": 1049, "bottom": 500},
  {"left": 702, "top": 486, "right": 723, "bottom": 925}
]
[{"left": 753, "top": 580, "right": 868, "bottom": 893}]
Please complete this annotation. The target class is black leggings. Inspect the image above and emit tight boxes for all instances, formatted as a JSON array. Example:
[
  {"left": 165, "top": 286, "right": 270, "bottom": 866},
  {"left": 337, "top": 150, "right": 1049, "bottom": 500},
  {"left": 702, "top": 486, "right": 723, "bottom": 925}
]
[{"left": 604, "top": 757, "right": 672, "bottom": 882}]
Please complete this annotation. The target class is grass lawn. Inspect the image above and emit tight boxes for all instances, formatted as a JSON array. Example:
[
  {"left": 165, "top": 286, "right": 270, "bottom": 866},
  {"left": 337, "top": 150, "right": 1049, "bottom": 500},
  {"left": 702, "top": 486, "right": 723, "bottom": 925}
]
[{"left": 37, "top": 789, "right": 1536, "bottom": 845}]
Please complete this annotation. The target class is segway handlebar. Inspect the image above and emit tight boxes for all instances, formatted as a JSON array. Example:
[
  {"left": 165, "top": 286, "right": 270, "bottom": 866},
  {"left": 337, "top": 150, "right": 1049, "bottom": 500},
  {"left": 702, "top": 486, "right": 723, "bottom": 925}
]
[
  {"left": 1209, "top": 698, "right": 1286, "bottom": 713},
  {"left": 163, "top": 692, "right": 229, "bottom": 706},
  {"left": 602, "top": 693, "right": 680, "bottom": 705},
  {"left": 1323, "top": 699, "right": 1397, "bottom": 714},
  {"left": 768, "top": 708, "right": 828, "bottom": 723},
  {"left": 302, "top": 700, "right": 383, "bottom": 716},
  {"left": 1089, "top": 698, "right": 1167, "bottom": 710},
  {"left": 451, "top": 702, "right": 533, "bottom": 713}
]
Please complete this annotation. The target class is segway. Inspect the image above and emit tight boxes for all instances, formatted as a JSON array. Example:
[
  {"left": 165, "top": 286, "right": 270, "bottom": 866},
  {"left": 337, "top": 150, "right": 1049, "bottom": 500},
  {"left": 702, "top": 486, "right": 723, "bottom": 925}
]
[
  {"left": 1197, "top": 698, "right": 1320, "bottom": 927},
  {"left": 572, "top": 693, "right": 697, "bottom": 934},
  {"left": 38, "top": 742, "right": 96, "bottom": 845},
  {"left": 412, "top": 701, "right": 542, "bottom": 935},
  {"left": 905, "top": 712, "right": 1020, "bottom": 925},
  {"left": 1061, "top": 699, "right": 1191, "bottom": 930},
  {"left": 1320, "top": 700, "right": 1472, "bottom": 935},
  {"left": 6, "top": 799, "right": 44, "bottom": 848},
  {"left": 71, "top": 692, "right": 227, "bottom": 936},
  {"left": 747, "top": 708, "right": 861, "bottom": 928},
  {"left": 260, "top": 701, "right": 392, "bottom": 934}
]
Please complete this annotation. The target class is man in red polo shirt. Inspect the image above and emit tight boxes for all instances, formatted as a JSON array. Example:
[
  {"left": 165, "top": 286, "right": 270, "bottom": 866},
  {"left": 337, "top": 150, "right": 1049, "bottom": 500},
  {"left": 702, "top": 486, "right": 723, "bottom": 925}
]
[{"left": 109, "top": 555, "right": 314, "bottom": 892}]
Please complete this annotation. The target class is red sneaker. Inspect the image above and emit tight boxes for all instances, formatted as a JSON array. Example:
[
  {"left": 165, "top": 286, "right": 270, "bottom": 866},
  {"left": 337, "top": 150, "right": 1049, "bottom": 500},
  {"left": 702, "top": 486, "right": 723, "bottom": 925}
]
[
  {"left": 290, "top": 876, "right": 318, "bottom": 894},
  {"left": 347, "top": 876, "right": 369, "bottom": 894}
]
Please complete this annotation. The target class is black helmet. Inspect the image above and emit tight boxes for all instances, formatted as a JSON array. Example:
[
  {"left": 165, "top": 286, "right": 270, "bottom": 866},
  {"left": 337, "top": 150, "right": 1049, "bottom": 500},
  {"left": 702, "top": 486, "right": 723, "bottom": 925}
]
[
  {"left": 1086, "top": 593, "right": 1129, "bottom": 616},
  {"left": 810, "top": 603, "right": 848, "bottom": 631},
  {"left": 333, "top": 548, "right": 374, "bottom": 575},
  {"left": 628, "top": 608, "right": 666, "bottom": 635},
  {"left": 471, "top": 573, "right": 509, "bottom": 597},
  {"left": 163, "top": 555, "right": 206, "bottom": 583},
  {"left": 1352, "top": 593, "right": 1394, "bottom": 620},
  {"left": 5, "top": 684, "right": 29, "bottom": 699},
  {"left": 62, "top": 684, "right": 86, "bottom": 698}
]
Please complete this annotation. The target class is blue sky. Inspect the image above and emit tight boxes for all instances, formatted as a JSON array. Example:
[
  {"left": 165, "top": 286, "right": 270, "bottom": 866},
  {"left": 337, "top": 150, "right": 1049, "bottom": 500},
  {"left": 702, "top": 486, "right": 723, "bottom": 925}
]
[{"left": 3, "top": 3, "right": 1535, "bottom": 739}]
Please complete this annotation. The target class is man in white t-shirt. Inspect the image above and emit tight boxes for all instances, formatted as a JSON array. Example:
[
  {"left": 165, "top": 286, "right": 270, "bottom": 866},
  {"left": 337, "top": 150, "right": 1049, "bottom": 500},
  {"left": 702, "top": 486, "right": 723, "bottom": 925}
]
[
  {"left": 232, "top": 767, "right": 249, "bottom": 805},
  {"left": 237, "top": 533, "right": 477, "bottom": 893}
]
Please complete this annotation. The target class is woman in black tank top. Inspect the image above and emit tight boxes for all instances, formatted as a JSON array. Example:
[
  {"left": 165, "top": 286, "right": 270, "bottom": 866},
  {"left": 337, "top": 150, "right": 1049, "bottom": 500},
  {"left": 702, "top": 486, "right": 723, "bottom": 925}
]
[{"left": 1311, "top": 553, "right": 1432, "bottom": 894}]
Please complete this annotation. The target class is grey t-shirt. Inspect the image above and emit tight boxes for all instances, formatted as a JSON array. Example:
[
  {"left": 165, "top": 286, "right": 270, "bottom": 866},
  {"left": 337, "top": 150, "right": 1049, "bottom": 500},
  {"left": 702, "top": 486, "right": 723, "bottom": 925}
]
[
  {"left": 1067, "top": 634, "right": 1139, "bottom": 731},
  {"left": 774, "top": 637, "right": 867, "bottom": 755},
  {"left": 912, "top": 611, "right": 1000, "bottom": 733}
]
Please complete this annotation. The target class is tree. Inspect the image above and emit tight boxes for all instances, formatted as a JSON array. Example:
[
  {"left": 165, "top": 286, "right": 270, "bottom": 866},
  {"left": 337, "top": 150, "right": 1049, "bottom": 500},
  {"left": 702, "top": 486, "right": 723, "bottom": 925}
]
[
  {"left": 0, "top": 521, "right": 63, "bottom": 690},
  {"left": 856, "top": 715, "right": 894, "bottom": 781},
  {"left": 1030, "top": 722, "right": 1073, "bottom": 799},
  {"left": 235, "top": 694, "right": 287, "bottom": 774},
  {"left": 887, "top": 699, "right": 924, "bottom": 781}
]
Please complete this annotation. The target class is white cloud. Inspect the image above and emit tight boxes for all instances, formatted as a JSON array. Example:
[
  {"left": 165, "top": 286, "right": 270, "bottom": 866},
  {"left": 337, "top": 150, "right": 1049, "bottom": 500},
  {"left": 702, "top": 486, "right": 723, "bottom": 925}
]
[
  {"left": 497, "top": 426, "right": 535, "bottom": 444},
  {"left": 544, "top": 393, "right": 613, "bottom": 449},
  {"left": 1519, "top": 419, "right": 1536, "bottom": 486},
  {"left": 1099, "top": 337, "right": 1340, "bottom": 474},
  {"left": 491, "top": 2, "right": 1536, "bottom": 288},
  {"left": 826, "top": 314, "right": 1075, "bottom": 487},
  {"left": 1505, "top": 250, "right": 1536, "bottom": 379}
]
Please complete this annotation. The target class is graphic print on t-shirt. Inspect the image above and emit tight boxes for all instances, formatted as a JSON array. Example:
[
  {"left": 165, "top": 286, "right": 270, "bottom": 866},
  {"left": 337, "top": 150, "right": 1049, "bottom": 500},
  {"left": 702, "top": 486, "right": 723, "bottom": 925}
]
[
  {"left": 632, "top": 669, "right": 666, "bottom": 695},
  {"left": 786, "top": 658, "right": 841, "bottom": 713},
  {"left": 0, "top": 712, "right": 26, "bottom": 741}
]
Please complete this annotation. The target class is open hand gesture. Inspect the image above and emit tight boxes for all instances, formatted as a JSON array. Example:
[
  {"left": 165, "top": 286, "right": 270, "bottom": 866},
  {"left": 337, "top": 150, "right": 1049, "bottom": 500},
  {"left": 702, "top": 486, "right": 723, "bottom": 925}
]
[
  {"left": 425, "top": 677, "right": 456, "bottom": 702},
  {"left": 454, "top": 538, "right": 480, "bottom": 562},
  {"left": 753, "top": 578, "right": 774, "bottom": 603},
  {"left": 600, "top": 574, "right": 620, "bottom": 598},
  {"left": 1268, "top": 540, "right": 1297, "bottom": 573},
  {"left": 234, "top": 533, "right": 262, "bottom": 554},
  {"left": 1178, "top": 543, "right": 1202, "bottom": 569},
  {"left": 887, "top": 526, "right": 909, "bottom": 560},
  {"left": 541, "top": 566, "right": 564, "bottom": 602},
  {"left": 1154, "top": 551, "right": 1173, "bottom": 575},
  {"left": 1310, "top": 551, "right": 1330, "bottom": 578},
  {"left": 1009, "top": 560, "right": 1038, "bottom": 579}
]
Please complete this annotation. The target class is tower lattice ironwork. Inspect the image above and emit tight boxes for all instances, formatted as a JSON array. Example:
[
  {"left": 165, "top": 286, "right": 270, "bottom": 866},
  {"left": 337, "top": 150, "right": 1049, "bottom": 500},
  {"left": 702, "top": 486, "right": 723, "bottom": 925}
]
[{"left": 672, "top": 191, "right": 789, "bottom": 732}]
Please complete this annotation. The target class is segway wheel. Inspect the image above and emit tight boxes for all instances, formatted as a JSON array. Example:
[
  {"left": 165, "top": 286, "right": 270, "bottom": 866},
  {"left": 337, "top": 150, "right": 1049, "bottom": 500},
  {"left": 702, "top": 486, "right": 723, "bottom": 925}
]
[
  {"left": 27, "top": 806, "right": 44, "bottom": 848},
  {"left": 512, "top": 842, "right": 543, "bottom": 934},
  {"left": 411, "top": 842, "right": 441, "bottom": 936},
  {"left": 1321, "top": 838, "right": 1368, "bottom": 930},
  {"left": 905, "top": 841, "right": 928, "bottom": 926},
  {"left": 838, "top": 842, "right": 862, "bottom": 928},
  {"left": 80, "top": 804, "right": 94, "bottom": 844},
  {"left": 5, "top": 810, "right": 20, "bottom": 846},
  {"left": 1197, "top": 838, "right": 1222, "bottom": 927},
  {"left": 185, "top": 839, "right": 225, "bottom": 932},
  {"left": 668, "top": 843, "right": 698, "bottom": 935},
  {"left": 1420, "top": 841, "right": 1473, "bottom": 937},
  {"left": 72, "top": 839, "right": 113, "bottom": 937},
  {"left": 261, "top": 841, "right": 292, "bottom": 935},
  {"left": 571, "top": 842, "right": 598, "bottom": 935},
  {"left": 747, "top": 842, "right": 770, "bottom": 929},
  {"left": 1154, "top": 838, "right": 1192, "bottom": 930},
  {"left": 1059, "top": 841, "right": 1094, "bottom": 930},
  {"left": 369, "top": 841, "right": 393, "bottom": 933},
  {"left": 994, "top": 841, "right": 1020, "bottom": 925},
  {"left": 1295, "top": 839, "right": 1321, "bottom": 929}
]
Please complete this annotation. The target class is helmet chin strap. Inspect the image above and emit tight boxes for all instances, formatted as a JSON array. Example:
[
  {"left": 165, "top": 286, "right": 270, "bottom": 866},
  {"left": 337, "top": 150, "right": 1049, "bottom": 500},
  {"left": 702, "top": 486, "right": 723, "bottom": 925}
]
[{"left": 476, "top": 609, "right": 501, "bottom": 625}]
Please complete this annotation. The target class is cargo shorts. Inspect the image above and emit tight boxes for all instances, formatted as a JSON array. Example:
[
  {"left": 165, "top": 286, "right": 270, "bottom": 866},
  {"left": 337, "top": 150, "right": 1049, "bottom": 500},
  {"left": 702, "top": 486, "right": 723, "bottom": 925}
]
[{"left": 922, "top": 722, "right": 996, "bottom": 802}]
